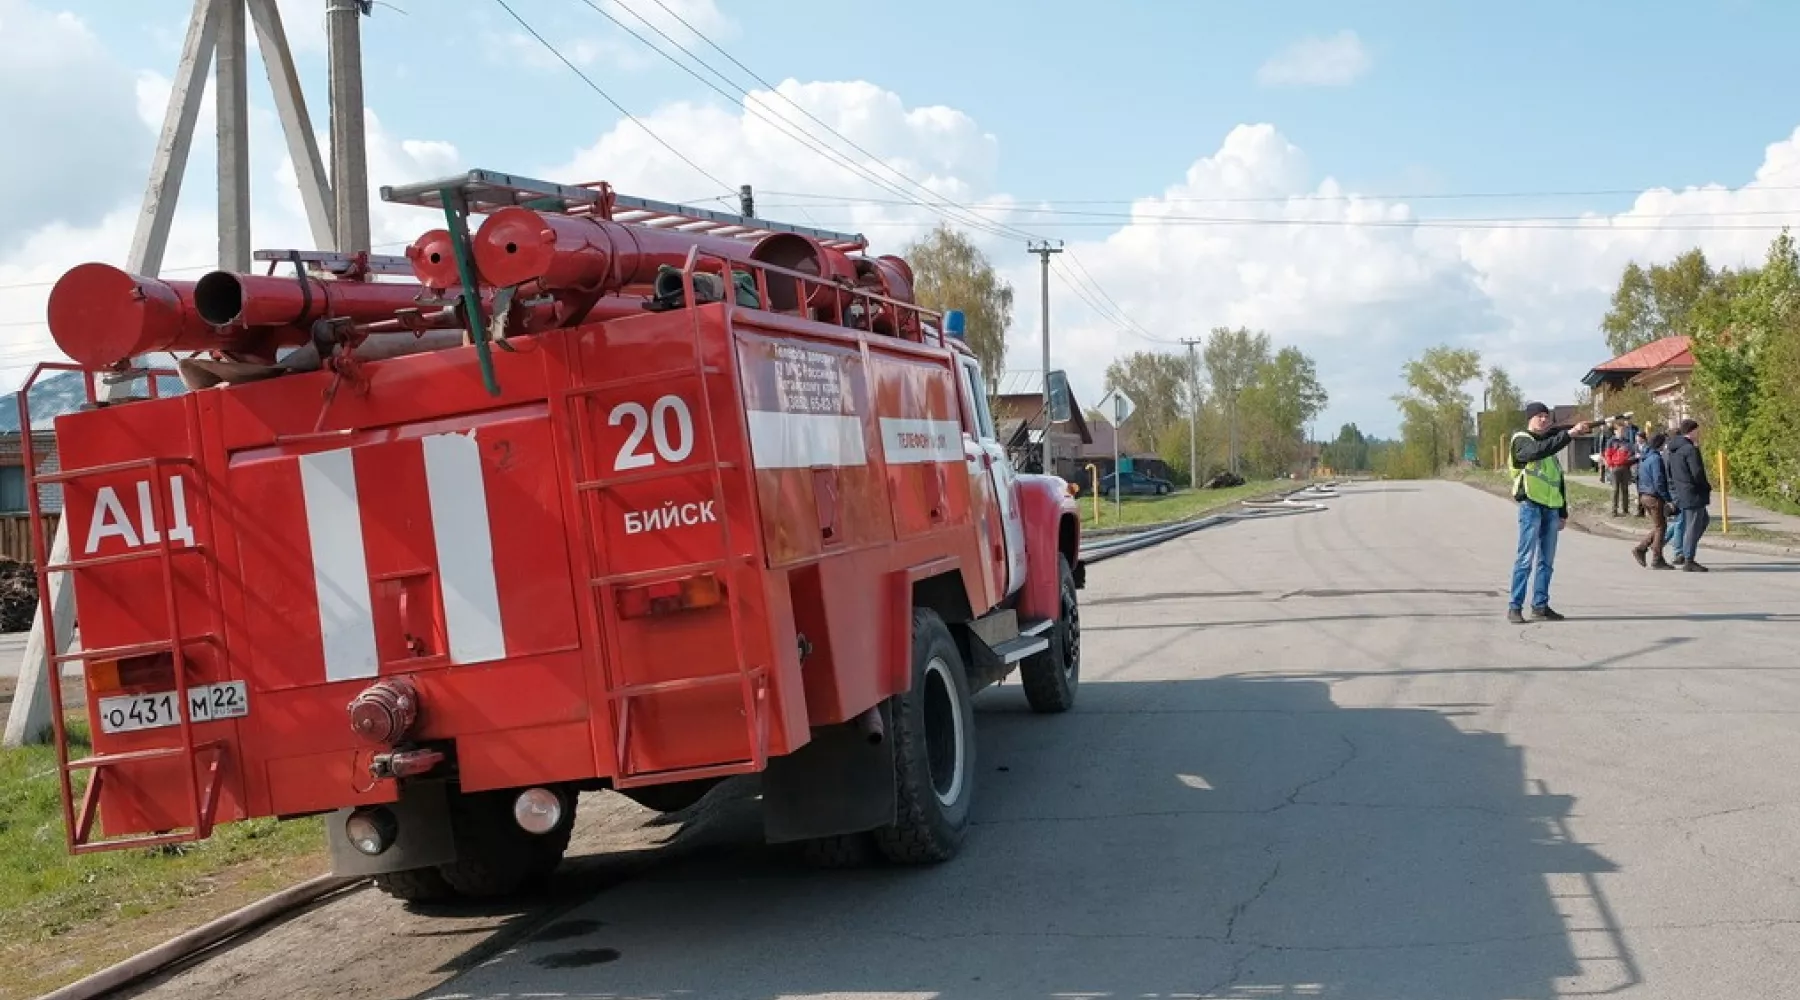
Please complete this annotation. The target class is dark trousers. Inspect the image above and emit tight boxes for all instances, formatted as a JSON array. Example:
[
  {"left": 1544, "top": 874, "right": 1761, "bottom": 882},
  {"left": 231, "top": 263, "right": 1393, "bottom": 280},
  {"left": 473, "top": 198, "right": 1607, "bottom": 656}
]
[
  {"left": 1635, "top": 496, "right": 1668, "bottom": 563},
  {"left": 1682, "top": 505, "right": 1711, "bottom": 559},
  {"left": 1612, "top": 472, "right": 1631, "bottom": 515}
]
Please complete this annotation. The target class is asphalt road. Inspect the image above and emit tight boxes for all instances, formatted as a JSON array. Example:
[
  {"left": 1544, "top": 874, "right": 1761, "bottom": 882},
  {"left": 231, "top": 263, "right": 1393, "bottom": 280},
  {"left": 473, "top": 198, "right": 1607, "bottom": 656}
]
[{"left": 126, "top": 479, "right": 1800, "bottom": 1000}]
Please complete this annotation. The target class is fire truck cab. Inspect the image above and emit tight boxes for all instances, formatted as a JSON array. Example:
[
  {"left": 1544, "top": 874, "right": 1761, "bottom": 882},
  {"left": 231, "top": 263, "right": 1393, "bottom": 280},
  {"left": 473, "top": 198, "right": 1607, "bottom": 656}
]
[{"left": 27, "top": 169, "right": 1085, "bottom": 902}]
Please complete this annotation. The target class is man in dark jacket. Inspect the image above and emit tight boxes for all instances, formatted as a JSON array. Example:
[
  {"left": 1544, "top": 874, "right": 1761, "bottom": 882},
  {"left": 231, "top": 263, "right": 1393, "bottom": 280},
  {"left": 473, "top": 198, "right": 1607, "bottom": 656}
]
[
  {"left": 1631, "top": 432, "right": 1675, "bottom": 569},
  {"left": 1507, "top": 402, "right": 1592, "bottom": 622},
  {"left": 1666, "top": 418, "right": 1712, "bottom": 572}
]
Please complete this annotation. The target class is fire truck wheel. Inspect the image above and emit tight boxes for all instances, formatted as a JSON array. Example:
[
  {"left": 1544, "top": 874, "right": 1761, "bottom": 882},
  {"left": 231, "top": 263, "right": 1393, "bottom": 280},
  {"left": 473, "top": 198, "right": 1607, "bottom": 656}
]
[
  {"left": 873, "top": 608, "right": 975, "bottom": 864},
  {"left": 372, "top": 866, "right": 461, "bottom": 904},
  {"left": 799, "top": 832, "right": 875, "bottom": 869},
  {"left": 436, "top": 790, "right": 564, "bottom": 899},
  {"left": 1020, "top": 554, "right": 1081, "bottom": 713}
]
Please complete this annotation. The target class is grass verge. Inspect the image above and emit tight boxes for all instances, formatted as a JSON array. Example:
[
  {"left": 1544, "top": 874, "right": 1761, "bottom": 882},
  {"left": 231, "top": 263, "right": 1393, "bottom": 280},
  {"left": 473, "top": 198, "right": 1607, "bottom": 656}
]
[
  {"left": 1452, "top": 469, "right": 1799, "bottom": 547},
  {"left": 1077, "top": 479, "right": 1286, "bottom": 530},
  {"left": 0, "top": 718, "right": 328, "bottom": 1000}
]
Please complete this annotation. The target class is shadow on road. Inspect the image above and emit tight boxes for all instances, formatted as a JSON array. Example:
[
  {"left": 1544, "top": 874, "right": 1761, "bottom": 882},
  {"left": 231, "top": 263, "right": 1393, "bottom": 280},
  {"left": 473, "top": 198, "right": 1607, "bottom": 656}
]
[{"left": 424, "top": 678, "right": 1625, "bottom": 1000}]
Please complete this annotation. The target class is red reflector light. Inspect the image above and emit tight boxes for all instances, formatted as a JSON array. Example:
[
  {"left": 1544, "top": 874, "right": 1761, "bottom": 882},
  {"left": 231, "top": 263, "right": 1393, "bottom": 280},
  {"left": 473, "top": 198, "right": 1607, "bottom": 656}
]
[{"left": 616, "top": 573, "right": 725, "bottom": 619}]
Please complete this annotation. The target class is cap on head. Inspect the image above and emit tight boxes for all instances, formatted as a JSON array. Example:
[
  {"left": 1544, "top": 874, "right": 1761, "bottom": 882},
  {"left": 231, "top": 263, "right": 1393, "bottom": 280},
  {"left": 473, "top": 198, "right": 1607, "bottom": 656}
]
[{"left": 1523, "top": 402, "right": 1550, "bottom": 420}]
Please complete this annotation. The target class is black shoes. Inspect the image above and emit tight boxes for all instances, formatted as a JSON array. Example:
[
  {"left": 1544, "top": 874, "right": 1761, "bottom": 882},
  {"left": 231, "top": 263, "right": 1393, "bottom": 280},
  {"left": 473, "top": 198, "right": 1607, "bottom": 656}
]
[
  {"left": 1531, "top": 606, "right": 1566, "bottom": 621},
  {"left": 1682, "top": 560, "right": 1710, "bottom": 572},
  {"left": 1507, "top": 608, "right": 1526, "bottom": 624},
  {"left": 1651, "top": 559, "right": 1675, "bottom": 570},
  {"left": 1632, "top": 547, "right": 1648, "bottom": 567}
]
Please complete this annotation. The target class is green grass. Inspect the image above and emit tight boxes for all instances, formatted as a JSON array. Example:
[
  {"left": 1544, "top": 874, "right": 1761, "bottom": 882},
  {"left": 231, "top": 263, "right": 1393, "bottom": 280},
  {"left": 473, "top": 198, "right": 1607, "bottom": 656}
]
[
  {"left": 1454, "top": 469, "right": 1799, "bottom": 546},
  {"left": 1076, "top": 479, "right": 1287, "bottom": 530},
  {"left": 0, "top": 719, "right": 326, "bottom": 999}
]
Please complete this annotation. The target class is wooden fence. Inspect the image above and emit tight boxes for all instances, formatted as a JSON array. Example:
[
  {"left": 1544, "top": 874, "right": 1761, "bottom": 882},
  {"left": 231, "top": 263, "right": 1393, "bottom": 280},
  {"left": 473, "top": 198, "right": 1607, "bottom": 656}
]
[{"left": 0, "top": 513, "right": 56, "bottom": 564}]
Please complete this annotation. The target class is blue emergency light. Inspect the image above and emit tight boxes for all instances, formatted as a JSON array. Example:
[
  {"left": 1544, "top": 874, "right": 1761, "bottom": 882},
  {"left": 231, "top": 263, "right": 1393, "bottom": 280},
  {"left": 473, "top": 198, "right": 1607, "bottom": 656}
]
[{"left": 943, "top": 309, "right": 967, "bottom": 339}]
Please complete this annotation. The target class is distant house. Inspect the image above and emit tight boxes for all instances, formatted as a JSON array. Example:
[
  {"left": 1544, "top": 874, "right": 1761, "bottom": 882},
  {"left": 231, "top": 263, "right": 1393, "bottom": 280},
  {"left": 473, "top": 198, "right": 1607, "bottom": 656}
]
[
  {"left": 1077, "top": 415, "right": 1170, "bottom": 485},
  {"left": 1581, "top": 336, "right": 1696, "bottom": 429},
  {"left": 988, "top": 370, "right": 1093, "bottom": 481}
]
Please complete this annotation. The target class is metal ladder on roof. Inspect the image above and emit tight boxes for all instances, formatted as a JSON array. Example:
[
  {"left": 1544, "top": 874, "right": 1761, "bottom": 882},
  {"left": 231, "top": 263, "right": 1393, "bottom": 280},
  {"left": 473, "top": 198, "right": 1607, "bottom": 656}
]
[{"left": 18, "top": 364, "right": 226, "bottom": 853}]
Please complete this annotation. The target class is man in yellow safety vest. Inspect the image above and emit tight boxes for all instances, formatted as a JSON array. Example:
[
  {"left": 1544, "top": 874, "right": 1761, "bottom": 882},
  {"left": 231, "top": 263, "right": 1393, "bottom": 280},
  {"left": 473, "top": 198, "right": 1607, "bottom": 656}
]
[{"left": 1507, "top": 402, "right": 1592, "bottom": 623}]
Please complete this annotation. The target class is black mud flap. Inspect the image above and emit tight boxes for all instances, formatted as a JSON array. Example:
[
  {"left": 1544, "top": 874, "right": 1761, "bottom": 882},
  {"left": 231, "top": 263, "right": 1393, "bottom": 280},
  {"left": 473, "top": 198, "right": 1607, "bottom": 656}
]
[
  {"left": 760, "top": 712, "right": 896, "bottom": 844},
  {"left": 326, "top": 778, "right": 458, "bottom": 876}
]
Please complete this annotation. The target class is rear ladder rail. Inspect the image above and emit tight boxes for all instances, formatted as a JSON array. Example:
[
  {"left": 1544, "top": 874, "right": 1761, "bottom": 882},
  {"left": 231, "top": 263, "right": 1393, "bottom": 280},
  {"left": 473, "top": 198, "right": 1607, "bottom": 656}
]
[{"left": 19, "top": 363, "right": 227, "bottom": 853}]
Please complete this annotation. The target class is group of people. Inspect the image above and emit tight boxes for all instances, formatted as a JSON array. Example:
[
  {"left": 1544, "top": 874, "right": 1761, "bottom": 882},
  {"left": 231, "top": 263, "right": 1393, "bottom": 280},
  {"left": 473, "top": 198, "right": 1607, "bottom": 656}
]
[
  {"left": 1503, "top": 402, "right": 1714, "bottom": 624},
  {"left": 1602, "top": 417, "right": 1714, "bottom": 572}
]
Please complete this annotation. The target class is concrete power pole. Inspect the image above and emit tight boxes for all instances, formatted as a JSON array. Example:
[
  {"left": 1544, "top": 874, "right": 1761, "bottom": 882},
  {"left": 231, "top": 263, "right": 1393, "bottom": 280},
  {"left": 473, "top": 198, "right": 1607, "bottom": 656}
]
[
  {"left": 1180, "top": 337, "right": 1201, "bottom": 488},
  {"left": 1027, "top": 240, "right": 1063, "bottom": 475},
  {"left": 328, "top": 0, "right": 372, "bottom": 253},
  {"left": 739, "top": 184, "right": 755, "bottom": 218},
  {"left": 5, "top": 0, "right": 342, "bottom": 746}
]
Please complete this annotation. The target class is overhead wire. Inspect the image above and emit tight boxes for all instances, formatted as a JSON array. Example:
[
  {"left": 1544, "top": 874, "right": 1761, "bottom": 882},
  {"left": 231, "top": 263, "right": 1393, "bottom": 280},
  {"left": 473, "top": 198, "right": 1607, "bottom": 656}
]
[
  {"left": 1059, "top": 251, "right": 1177, "bottom": 344},
  {"left": 491, "top": 0, "right": 735, "bottom": 198},
  {"left": 604, "top": 0, "right": 1046, "bottom": 244},
  {"left": 571, "top": 0, "right": 1021, "bottom": 243},
  {"left": 758, "top": 184, "right": 1800, "bottom": 206}
]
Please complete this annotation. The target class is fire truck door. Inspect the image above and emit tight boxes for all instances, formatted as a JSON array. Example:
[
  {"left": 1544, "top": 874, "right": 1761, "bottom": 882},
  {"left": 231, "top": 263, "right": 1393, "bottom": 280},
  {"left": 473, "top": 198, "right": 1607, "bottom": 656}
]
[{"left": 957, "top": 357, "right": 1027, "bottom": 598}]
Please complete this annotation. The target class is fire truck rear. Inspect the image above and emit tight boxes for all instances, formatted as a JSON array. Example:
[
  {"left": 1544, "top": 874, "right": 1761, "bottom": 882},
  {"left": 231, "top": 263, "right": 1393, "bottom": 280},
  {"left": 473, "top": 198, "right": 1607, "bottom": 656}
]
[{"left": 25, "top": 169, "right": 1084, "bottom": 901}]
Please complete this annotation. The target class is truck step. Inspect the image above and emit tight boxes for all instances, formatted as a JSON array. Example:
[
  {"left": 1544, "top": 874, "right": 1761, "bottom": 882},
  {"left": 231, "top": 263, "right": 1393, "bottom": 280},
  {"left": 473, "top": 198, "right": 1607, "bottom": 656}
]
[{"left": 989, "top": 628, "right": 1051, "bottom": 665}]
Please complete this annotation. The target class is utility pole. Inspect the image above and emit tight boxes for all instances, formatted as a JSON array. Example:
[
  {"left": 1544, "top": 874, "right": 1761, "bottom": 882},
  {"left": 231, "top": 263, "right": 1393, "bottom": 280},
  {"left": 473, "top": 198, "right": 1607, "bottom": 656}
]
[
  {"left": 739, "top": 184, "right": 755, "bottom": 218},
  {"left": 1180, "top": 337, "right": 1201, "bottom": 488},
  {"left": 1027, "top": 240, "right": 1063, "bottom": 475},
  {"left": 328, "top": 0, "right": 372, "bottom": 253},
  {"left": 6, "top": 0, "right": 341, "bottom": 747}
]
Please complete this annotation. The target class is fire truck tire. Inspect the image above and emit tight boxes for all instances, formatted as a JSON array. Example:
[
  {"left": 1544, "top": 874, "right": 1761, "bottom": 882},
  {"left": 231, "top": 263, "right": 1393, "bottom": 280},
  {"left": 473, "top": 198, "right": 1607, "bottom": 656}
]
[
  {"left": 873, "top": 607, "right": 975, "bottom": 864},
  {"left": 435, "top": 791, "right": 570, "bottom": 899},
  {"left": 372, "top": 866, "right": 461, "bottom": 903},
  {"left": 799, "top": 832, "right": 875, "bottom": 869},
  {"left": 1019, "top": 554, "right": 1080, "bottom": 714}
]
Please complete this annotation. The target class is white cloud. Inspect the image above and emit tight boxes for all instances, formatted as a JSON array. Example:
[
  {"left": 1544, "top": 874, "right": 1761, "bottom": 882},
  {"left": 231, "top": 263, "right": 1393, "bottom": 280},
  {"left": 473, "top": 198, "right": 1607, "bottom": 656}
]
[
  {"left": 1257, "top": 30, "right": 1372, "bottom": 88},
  {"left": 5, "top": 3, "right": 1799, "bottom": 437}
]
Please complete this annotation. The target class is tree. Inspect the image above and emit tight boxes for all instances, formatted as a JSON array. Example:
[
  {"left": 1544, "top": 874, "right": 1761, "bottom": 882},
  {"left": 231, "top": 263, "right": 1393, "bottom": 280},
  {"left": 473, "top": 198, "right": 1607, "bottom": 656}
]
[
  {"left": 1477, "top": 366, "right": 1525, "bottom": 469},
  {"left": 1238, "top": 346, "right": 1328, "bottom": 476},
  {"left": 1600, "top": 249, "right": 1718, "bottom": 356},
  {"left": 1322, "top": 423, "right": 1370, "bottom": 472},
  {"left": 903, "top": 224, "right": 1014, "bottom": 382},
  {"left": 1103, "top": 350, "right": 1197, "bottom": 458},
  {"left": 1203, "top": 326, "right": 1272, "bottom": 474},
  {"left": 1392, "top": 345, "right": 1483, "bottom": 472}
]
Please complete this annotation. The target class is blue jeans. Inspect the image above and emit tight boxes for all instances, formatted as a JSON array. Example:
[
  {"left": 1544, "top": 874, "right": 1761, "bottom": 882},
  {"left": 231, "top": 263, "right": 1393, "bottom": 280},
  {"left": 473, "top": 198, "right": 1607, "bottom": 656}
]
[
  {"left": 1511, "top": 501, "right": 1561, "bottom": 610},
  {"left": 1665, "top": 509, "right": 1687, "bottom": 558}
]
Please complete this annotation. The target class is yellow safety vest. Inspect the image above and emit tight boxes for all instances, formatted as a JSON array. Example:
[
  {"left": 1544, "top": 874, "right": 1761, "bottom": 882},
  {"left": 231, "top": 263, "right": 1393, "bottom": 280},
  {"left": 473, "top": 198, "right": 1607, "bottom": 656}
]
[{"left": 1509, "top": 430, "right": 1565, "bottom": 508}]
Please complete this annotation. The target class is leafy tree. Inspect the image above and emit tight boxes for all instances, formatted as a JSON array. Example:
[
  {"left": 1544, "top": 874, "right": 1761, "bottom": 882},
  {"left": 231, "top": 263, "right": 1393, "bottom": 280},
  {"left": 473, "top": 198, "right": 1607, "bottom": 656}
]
[
  {"left": 1203, "top": 326, "right": 1272, "bottom": 473},
  {"left": 1103, "top": 350, "right": 1198, "bottom": 458},
  {"left": 903, "top": 224, "right": 1014, "bottom": 382},
  {"left": 1239, "top": 346, "right": 1328, "bottom": 476},
  {"left": 1477, "top": 366, "right": 1525, "bottom": 469},
  {"left": 1600, "top": 249, "right": 1718, "bottom": 356},
  {"left": 1322, "top": 423, "right": 1370, "bottom": 472},
  {"left": 1392, "top": 345, "right": 1483, "bottom": 472}
]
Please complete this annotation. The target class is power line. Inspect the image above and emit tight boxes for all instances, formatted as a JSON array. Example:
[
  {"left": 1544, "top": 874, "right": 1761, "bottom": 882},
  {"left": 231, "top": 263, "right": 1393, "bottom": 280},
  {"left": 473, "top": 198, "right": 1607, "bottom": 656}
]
[
  {"left": 614, "top": 0, "right": 1046, "bottom": 244},
  {"left": 745, "top": 215, "right": 1800, "bottom": 233},
  {"left": 758, "top": 183, "right": 1800, "bottom": 206},
  {"left": 1061, "top": 250, "right": 1178, "bottom": 344},
  {"left": 572, "top": 0, "right": 1030, "bottom": 244},
  {"left": 1049, "top": 262, "right": 1176, "bottom": 347},
  {"left": 491, "top": 0, "right": 734, "bottom": 198}
]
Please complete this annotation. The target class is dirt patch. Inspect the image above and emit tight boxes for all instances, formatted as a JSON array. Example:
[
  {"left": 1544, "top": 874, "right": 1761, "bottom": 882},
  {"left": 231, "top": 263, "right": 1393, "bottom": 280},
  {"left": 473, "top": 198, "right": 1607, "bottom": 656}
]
[{"left": 112, "top": 778, "right": 762, "bottom": 1000}]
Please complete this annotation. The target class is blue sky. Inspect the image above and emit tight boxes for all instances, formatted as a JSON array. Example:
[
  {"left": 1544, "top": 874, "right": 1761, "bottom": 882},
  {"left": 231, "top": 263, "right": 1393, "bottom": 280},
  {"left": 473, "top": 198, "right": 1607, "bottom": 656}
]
[{"left": 7, "top": 0, "right": 1800, "bottom": 435}]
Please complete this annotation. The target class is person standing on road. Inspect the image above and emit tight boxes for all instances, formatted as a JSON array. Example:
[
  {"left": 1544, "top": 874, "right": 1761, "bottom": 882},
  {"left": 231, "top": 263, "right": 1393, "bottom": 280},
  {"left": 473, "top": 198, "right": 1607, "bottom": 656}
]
[
  {"left": 1507, "top": 402, "right": 1593, "bottom": 623},
  {"left": 1604, "top": 421, "right": 1637, "bottom": 517},
  {"left": 1667, "top": 418, "right": 1712, "bottom": 572},
  {"left": 1632, "top": 432, "right": 1675, "bottom": 569}
]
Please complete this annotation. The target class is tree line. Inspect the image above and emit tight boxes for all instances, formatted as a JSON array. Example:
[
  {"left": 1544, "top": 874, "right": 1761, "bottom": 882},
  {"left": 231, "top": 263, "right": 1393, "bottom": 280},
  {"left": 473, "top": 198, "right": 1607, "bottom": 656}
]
[
  {"left": 1098, "top": 327, "right": 1329, "bottom": 483},
  {"left": 1600, "top": 232, "right": 1799, "bottom": 508}
]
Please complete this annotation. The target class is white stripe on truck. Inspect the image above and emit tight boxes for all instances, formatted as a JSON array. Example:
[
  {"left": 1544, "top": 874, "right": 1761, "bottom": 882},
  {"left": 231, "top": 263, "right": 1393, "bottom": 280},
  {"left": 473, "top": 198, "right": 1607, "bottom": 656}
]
[
  {"left": 746, "top": 410, "right": 868, "bottom": 469},
  {"left": 298, "top": 449, "right": 381, "bottom": 683},
  {"left": 879, "top": 417, "right": 965, "bottom": 465},
  {"left": 422, "top": 431, "right": 508, "bottom": 665}
]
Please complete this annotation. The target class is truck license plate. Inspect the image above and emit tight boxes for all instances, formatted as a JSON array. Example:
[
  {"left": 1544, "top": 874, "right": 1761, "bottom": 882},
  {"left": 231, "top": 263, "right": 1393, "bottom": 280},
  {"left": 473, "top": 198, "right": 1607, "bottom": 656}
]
[{"left": 97, "top": 681, "right": 250, "bottom": 735}]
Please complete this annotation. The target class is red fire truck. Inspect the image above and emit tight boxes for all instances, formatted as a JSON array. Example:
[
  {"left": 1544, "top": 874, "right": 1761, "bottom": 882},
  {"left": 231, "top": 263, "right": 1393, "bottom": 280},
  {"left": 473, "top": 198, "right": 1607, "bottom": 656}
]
[{"left": 26, "top": 170, "right": 1084, "bottom": 901}]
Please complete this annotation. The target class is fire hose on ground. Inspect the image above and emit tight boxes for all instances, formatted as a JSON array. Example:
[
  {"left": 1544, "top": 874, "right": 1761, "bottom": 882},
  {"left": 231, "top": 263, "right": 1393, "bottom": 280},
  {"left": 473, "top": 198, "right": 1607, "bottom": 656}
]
[{"left": 1081, "top": 484, "right": 1339, "bottom": 564}]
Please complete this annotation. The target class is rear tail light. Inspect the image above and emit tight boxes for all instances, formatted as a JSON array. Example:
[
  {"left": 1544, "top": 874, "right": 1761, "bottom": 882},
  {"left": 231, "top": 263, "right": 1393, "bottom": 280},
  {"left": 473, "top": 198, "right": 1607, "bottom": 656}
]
[
  {"left": 87, "top": 654, "right": 175, "bottom": 696},
  {"left": 615, "top": 572, "right": 725, "bottom": 619}
]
